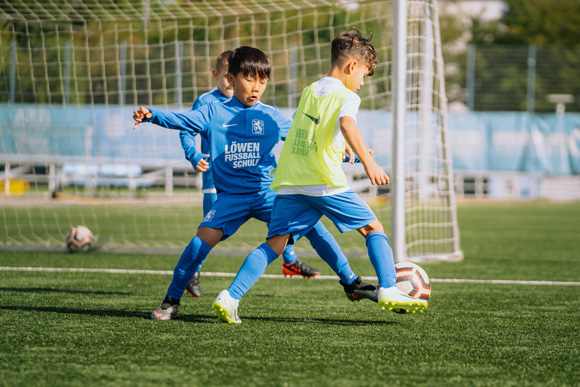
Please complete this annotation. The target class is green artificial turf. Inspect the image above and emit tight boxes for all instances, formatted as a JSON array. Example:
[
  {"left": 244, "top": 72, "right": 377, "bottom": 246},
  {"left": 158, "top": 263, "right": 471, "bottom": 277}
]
[{"left": 1, "top": 201, "right": 579, "bottom": 386}]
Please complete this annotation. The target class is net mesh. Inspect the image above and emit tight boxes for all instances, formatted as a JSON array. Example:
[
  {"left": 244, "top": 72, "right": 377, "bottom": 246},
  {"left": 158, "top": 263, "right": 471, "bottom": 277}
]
[{"left": 0, "top": 0, "right": 461, "bottom": 261}]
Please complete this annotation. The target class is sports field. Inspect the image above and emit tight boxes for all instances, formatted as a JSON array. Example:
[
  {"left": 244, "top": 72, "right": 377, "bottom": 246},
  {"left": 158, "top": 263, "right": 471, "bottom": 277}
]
[{"left": 1, "top": 200, "right": 579, "bottom": 386}]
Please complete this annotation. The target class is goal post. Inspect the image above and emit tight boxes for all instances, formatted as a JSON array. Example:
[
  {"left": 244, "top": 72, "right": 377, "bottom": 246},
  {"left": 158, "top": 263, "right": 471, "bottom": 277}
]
[
  {"left": 393, "top": 0, "right": 463, "bottom": 263},
  {"left": 0, "top": 0, "right": 461, "bottom": 262}
]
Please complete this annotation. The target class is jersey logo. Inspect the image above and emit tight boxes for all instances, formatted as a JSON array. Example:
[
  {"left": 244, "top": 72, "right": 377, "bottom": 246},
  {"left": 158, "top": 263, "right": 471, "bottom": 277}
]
[
  {"left": 203, "top": 209, "right": 216, "bottom": 222},
  {"left": 252, "top": 119, "right": 264, "bottom": 135},
  {"left": 222, "top": 123, "right": 238, "bottom": 128},
  {"left": 303, "top": 112, "right": 320, "bottom": 124}
]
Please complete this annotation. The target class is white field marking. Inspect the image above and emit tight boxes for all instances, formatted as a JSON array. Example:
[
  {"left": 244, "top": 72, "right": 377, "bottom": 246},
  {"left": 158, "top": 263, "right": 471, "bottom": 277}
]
[{"left": 1, "top": 266, "right": 580, "bottom": 286}]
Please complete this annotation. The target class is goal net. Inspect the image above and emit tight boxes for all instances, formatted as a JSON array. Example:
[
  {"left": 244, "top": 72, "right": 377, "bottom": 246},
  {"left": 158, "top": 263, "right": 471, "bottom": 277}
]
[{"left": 0, "top": 0, "right": 461, "bottom": 262}]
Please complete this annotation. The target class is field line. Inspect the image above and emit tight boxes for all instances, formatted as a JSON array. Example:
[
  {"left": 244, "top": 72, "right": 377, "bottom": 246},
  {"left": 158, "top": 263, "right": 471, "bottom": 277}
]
[{"left": 1, "top": 266, "right": 580, "bottom": 286}]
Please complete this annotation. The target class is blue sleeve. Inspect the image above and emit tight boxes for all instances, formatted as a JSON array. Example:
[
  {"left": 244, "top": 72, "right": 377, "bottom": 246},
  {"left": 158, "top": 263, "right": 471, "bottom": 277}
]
[
  {"left": 275, "top": 108, "right": 293, "bottom": 141},
  {"left": 145, "top": 106, "right": 209, "bottom": 135},
  {"left": 179, "top": 130, "right": 204, "bottom": 166}
]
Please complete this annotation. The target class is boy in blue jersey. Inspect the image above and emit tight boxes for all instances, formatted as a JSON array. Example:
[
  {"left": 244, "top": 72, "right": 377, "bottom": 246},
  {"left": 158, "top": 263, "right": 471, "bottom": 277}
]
[
  {"left": 213, "top": 30, "right": 428, "bottom": 324},
  {"left": 180, "top": 51, "right": 321, "bottom": 299},
  {"left": 133, "top": 46, "right": 378, "bottom": 321}
]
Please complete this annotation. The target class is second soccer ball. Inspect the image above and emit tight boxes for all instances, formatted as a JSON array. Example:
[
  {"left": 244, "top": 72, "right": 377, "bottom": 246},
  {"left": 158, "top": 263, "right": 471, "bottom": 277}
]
[{"left": 66, "top": 225, "right": 94, "bottom": 252}]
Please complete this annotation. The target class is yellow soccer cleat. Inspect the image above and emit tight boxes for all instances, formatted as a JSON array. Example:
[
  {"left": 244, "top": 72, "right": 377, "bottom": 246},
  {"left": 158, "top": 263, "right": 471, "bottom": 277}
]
[{"left": 378, "top": 286, "right": 429, "bottom": 314}]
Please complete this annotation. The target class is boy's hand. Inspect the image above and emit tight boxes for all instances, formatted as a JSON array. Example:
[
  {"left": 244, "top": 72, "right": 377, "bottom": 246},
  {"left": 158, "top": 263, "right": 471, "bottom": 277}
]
[
  {"left": 364, "top": 161, "right": 390, "bottom": 185},
  {"left": 133, "top": 106, "right": 152, "bottom": 129},
  {"left": 196, "top": 155, "right": 210, "bottom": 172},
  {"left": 343, "top": 144, "right": 355, "bottom": 164}
]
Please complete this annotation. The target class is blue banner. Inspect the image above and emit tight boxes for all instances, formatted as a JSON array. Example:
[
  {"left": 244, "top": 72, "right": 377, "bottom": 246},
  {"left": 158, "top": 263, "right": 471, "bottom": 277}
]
[{"left": 1, "top": 104, "right": 579, "bottom": 175}]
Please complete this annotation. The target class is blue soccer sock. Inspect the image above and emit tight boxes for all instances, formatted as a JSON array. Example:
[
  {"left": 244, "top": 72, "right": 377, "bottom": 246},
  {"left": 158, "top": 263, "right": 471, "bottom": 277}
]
[
  {"left": 282, "top": 244, "right": 297, "bottom": 265},
  {"left": 305, "top": 222, "right": 357, "bottom": 284},
  {"left": 228, "top": 243, "right": 279, "bottom": 300},
  {"left": 365, "top": 231, "right": 397, "bottom": 288},
  {"left": 166, "top": 236, "right": 212, "bottom": 300}
]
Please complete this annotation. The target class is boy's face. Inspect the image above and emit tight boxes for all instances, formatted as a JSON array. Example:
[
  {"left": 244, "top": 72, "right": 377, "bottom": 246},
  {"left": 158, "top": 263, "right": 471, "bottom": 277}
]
[
  {"left": 213, "top": 68, "right": 233, "bottom": 98},
  {"left": 345, "top": 60, "right": 370, "bottom": 93},
  {"left": 228, "top": 72, "right": 268, "bottom": 107}
]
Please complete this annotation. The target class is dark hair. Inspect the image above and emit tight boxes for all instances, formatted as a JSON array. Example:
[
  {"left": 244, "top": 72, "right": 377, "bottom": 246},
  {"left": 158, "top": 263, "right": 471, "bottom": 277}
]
[
  {"left": 331, "top": 29, "right": 377, "bottom": 76},
  {"left": 215, "top": 50, "right": 233, "bottom": 72},
  {"left": 228, "top": 46, "right": 271, "bottom": 79}
]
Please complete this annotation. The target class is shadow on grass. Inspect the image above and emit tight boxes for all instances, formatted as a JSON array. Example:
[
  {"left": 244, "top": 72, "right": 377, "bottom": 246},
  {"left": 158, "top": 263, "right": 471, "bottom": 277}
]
[
  {"left": 0, "top": 287, "right": 129, "bottom": 296},
  {"left": 0, "top": 305, "right": 216, "bottom": 323},
  {"left": 241, "top": 315, "right": 398, "bottom": 326},
  {"left": 0, "top": 305, "right": 397, "bottom": 325}
]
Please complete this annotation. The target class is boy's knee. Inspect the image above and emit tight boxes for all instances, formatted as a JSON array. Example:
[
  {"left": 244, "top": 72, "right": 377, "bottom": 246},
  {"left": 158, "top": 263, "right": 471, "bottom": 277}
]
[
  {"left": 358, "top": 219, "right": 384, "bottom": 237},
  {"left": 196, "top": 227, "right": 223, "bottom": 248},
  {"left": 266, "top": 234, "right": 291, "bottom": 256}
]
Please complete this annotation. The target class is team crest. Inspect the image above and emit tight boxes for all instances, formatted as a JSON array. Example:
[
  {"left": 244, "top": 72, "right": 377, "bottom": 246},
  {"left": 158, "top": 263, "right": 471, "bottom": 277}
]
[
  {"left": 252, "top": 119, "right": 264, "bottom": 135},
  {"left": 203, "top": 209, "right": 216, "bottom": 222}
]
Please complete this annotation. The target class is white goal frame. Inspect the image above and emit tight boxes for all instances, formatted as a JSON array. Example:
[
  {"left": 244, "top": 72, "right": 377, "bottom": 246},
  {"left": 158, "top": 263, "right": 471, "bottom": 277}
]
[{"left": 0, "top": 0, "right": 462, "bottom": 263}]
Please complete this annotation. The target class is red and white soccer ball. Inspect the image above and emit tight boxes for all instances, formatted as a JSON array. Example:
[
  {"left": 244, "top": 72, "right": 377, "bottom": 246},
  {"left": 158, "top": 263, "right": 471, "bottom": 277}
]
[
  {"left": 395, "top": 261, "right": 431, "bottom": 301},
  {"left": 66, "top": 225, "right": 94, "bottom": 252}
]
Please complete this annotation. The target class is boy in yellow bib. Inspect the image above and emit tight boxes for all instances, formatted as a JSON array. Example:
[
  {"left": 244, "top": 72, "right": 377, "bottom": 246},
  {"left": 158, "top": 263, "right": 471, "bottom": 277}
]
[{"left": 213, "top": 29, "right": 428, "bottom": 323}]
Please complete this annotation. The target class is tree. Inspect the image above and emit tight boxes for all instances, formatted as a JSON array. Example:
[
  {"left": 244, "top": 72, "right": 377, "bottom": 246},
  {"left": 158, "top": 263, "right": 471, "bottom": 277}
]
[
  {"left": 491, "top": 0, "right": 580, "bottom": 46},
  {"left": 468, "top": 0, "right": 580, "bottom": 112}
]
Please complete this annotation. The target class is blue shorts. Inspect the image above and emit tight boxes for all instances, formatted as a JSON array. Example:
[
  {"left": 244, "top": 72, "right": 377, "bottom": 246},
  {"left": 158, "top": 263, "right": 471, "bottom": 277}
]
[
  {"left": 267, "top": 190, "right": 377, "bottom": 241},
  {"left": 199, "top": 190, "right": 276, "bottom": 240}
]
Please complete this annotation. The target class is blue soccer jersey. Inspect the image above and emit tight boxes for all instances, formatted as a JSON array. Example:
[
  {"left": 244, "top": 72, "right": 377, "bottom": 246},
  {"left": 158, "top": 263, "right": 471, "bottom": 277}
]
[
  {"left": 146, "top": 97, "right": 291, "bottom": 195},
  {"left": 179, "top": 87, "right": 230, "bottom": 191}
]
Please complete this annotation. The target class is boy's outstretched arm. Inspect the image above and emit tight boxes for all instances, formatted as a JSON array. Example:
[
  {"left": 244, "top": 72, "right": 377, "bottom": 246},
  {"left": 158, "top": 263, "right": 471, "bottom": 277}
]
[
  {"left": 340, "top": 116, "right": 389, "bottom": 185},
  {"left": 132, "top": 105, "right": 209, "bottom": 135}
]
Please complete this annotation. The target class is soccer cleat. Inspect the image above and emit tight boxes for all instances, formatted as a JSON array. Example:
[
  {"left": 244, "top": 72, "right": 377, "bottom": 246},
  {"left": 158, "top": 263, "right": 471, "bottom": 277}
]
[
  {"left": 151, "top": 302, "right": 179, "bottom": 320},
  {"left": 213, "top": 290, "right": 241, "bottom": 324},
  {"left": 282, "top": 257, "right": 320, "bottom": 278},
  {"left": 378, "top": 286, "right": 428, "bottom": 314},
  {"left": 185, "top": 270, "right": 203, "bottom": 298},
  {"left": 339, "top": 276, "right": 379, "bottom": 303}
]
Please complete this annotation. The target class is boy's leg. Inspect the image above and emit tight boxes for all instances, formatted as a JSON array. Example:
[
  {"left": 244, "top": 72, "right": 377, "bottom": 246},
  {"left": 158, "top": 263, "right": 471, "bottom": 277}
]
[
  {"left": 310, "top": 191, "right": 427, "bottom": 312},
  {"left": 152, "top": 228, "right": 220, "bottom": 320},
  {"left": 251, "top": 189, "right": 319, "bottom": 278},
  {"left": 154, "top": 194, "right": 252, "bottom": 319},
  {"left": 360, "top": 224, "right": 427, "bottom": 313},
  {"left": 166, "top": 229, "right": 221, "bottom": 300},
  {"left": 304, "top": 221, "right": 354, "bottom": 283},
  {"left": 264, "top": 194, "right": 367, "bottom": 286},
  {"left": 227, "top": 235, "right": 287, "bottom": 300},
  {"left": 304, "top": 221, "right": 378, "bottom": 302},
  {"left": 281, "top": 245, "right": 296, "bottom": 264},
  {"left": 186, "top": 192, "right": 218, "bottom": 298},
  {"left": 359, "top": 221, "right": 396, "bottom": 289},
  {"left": 281, "top": 244, "right": 320, "bottom": 278},
  {"left": 213, "top": 234, "right": 288, "bottom": 324}
]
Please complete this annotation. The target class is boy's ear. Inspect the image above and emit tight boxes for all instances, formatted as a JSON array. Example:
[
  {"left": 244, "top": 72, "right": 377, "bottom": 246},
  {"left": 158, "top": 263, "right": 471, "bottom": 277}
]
[
  {"left": 346, "top": 60, "right": 357, "bottom": 74},
  {"left": 226, "top": 73, "right": 235, "bottom": 84},
  {"left": 211, "top": 69, "right": 219, "bottom": 81}
]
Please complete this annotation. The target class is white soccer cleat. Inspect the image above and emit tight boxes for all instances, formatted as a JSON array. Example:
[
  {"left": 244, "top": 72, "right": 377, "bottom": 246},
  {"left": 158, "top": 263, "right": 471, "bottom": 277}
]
[
  {"left": 213, "top": 290, "right": 242, "bottom": 324},
  {"left": 378, "top": 286, "right": 428, "bottom": 314}
]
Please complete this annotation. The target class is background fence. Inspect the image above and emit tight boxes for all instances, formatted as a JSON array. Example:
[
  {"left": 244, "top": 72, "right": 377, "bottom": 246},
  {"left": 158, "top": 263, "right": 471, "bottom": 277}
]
[{"left": 456, "top": 45, "right": 580, "bottom": 113}]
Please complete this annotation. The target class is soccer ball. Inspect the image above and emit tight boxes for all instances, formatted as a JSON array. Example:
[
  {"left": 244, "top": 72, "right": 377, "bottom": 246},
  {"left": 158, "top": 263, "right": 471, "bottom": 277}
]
[
  {"left": 66, "top": 225, "right": 94, "bottom": 252},
  {"left": 395, "top": 261, "right": 431, "bottom": 301}
]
